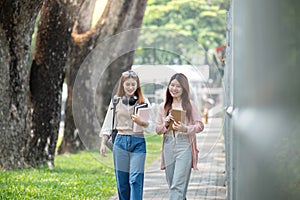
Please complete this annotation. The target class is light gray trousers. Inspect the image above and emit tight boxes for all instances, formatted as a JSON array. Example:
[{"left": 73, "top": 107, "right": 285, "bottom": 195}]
[{"left": 163, "top": 133, "right": 192, "bottom": 200}]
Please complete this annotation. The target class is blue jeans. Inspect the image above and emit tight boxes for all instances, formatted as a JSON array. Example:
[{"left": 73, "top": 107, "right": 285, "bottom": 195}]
[{"left": 113, "top": 134, "right": 146, "bottom": 200}]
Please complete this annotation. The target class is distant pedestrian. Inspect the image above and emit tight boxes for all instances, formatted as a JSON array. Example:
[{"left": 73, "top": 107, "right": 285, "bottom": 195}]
[
  {"left": 100, "top": 70, "right": 152, "bottom": 200},
  {"left": 156, "top": 73, "right": 204, "bottom": 200}
]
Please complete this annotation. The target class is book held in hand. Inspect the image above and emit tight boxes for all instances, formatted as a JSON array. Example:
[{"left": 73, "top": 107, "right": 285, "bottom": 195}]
[
  {"left": 133, "top": 103, "right": 150, "bottom": 132},
  {"left": 134, "top": 103, "right": 148, "bottom": 115},
  {"left": 169, "top": 108, "right": 186, "bottom": 130}
]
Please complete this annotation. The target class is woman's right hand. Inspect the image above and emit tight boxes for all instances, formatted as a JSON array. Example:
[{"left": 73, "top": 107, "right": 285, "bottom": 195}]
[
  {"left": 100, "top": 135, "right": 109, "bottom": 157},
  {"left": 100, "top": 144, "right": 106, "bottom": 157},
  {"left": 164, "top": 113, "right": 174, "bottom": 127}
]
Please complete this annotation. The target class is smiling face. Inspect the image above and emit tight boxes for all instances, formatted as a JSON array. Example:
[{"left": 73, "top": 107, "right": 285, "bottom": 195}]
[
  {"left": 123, "top": 78, "right": 138, "bottom": 97},
  {"left": 168, "top": 79, "right": 183, "bottom": 99}
]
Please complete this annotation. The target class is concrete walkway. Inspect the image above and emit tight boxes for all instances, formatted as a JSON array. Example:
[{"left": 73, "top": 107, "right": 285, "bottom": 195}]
[{"left": 109, "top": 117, "right": 226, "bottom": 200}]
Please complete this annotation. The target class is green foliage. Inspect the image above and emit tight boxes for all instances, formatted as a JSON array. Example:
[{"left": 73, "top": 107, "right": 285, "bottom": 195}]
[
  {"left": 0, "top": 152, "right": 115, "bottom": 200},
  {"left": 0, "top": 134, "right": 162, "bottom": 200},
  {"left": 144, "top": 133, "right": 163, "bottom": 164},
  {"left": 135, "top": 0, "right": 229, "bottom": 65}
]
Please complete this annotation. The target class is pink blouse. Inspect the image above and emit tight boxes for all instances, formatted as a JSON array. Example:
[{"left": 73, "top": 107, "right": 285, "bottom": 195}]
[{"left": 156, "top": 101, "right": 204, "bottom": 170}]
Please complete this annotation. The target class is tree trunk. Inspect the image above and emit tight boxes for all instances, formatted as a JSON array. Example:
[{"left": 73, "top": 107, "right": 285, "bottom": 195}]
[
  {"left": 59, "top": 0, "right": 148, "bottom": 153},
  {"left": 28, "top": 0, "right": 84, "bottom": 168},
  {"left": 0, "top": 0, "right": 43, "bottom": 170},
  {"left": 58, "top": 0, "right": 97, "bottom": 154}
]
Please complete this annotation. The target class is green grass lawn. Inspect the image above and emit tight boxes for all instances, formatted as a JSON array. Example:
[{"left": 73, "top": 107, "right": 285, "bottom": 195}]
[{"left": 0, "top": 134, "right": 162, "bottom": 200}]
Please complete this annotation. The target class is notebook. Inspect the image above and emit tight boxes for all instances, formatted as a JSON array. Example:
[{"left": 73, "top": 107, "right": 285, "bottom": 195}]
[
  {"left": 169, "top": 108, "right": 186, "bottom": 130},
  {"left": 134, "top": 103, "right": 148, "bottom": 115},
  {"left": 133, "top": 107, "right": 150, "bottom": 132}
]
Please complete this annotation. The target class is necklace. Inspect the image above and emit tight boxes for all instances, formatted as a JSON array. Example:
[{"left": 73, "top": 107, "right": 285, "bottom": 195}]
[{"left": 172, "top": 99, "right": 182, "bottom": 109}]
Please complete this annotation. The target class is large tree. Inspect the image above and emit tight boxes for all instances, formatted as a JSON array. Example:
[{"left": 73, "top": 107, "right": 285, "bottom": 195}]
[
  {"left": 0, "top": 0, "right": 44, "bottom": 170},
  {"left": 135, "top": 0, "right": 229, "bottom": 87},
  {"left": 59, "top": 0, "right": 148, "bottom": 153},
  {"left": 27, "top": 0, "right": 88, "bottom": 168},
  {"left": 135, "top": 0, "right": 229, "bottom": 65},
  {"left": 0, "top": 0, "right": 147, "bottom": 170}
]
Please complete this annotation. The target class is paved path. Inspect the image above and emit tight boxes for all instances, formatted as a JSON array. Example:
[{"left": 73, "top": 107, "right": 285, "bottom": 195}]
[{"left": 109, "top": 118, "right": 226, "bottom": 200}]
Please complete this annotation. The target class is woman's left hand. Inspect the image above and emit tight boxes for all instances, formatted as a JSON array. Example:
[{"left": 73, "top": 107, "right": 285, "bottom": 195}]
[
  {"left": 172, "top": 121, "right": 188, "bottom": 132},
  {"left": 131, "top": 114, "right": 148, "bottom": 127}
]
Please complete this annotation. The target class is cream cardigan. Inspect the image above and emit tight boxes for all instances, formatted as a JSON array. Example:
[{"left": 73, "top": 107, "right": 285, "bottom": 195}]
[{"left": 100, "top": 98, "right": 153, "bottom": 136}]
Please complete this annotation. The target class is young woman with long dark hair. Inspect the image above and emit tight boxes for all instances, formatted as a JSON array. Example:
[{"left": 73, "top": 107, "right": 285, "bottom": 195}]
[{"left": 156, "top": 73, "right": 204, "bottom": 200}]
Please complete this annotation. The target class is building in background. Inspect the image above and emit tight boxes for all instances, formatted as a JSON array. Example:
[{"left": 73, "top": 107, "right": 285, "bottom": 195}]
[{"left": 132, "top": 65, "right": 222, "bottom": 120}]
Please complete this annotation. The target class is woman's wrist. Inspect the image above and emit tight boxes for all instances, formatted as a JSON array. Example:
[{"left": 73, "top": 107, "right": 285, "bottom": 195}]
[
  {"left": 164, "top": 121, "right": 170, "bottom": 128},
  {"left": 165, "top": 123, "right": 169, "bottom": 129},
  {"left": 142, "top": 121, "right": 149, "bottom": 127},
  {"left": 101, "top": 135, "right": 109, "bottom": 144}
]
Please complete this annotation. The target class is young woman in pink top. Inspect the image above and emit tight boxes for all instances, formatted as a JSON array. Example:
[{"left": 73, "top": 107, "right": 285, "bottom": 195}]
[{"left": 156, "top": 73, "right": 204, "bottom": 200}]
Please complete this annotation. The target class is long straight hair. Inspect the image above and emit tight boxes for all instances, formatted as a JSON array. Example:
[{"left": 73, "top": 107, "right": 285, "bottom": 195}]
[
  {"left": 116, "top": 70, "right": 145, "bottom": 104},
  {"left": 164, "top": 73, "right": 193, "bottom": 122}
]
